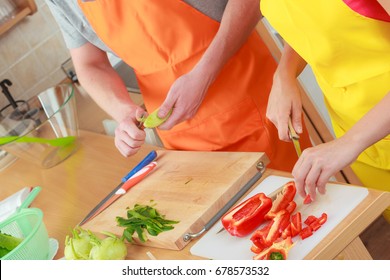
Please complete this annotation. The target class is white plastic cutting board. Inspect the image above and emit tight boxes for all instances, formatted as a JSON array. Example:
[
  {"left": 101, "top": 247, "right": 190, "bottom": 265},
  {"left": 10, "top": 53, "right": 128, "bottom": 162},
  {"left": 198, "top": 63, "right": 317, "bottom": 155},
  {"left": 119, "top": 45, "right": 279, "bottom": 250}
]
[{"left": 190, "top": 175, "right": 369, "bottom": 260}]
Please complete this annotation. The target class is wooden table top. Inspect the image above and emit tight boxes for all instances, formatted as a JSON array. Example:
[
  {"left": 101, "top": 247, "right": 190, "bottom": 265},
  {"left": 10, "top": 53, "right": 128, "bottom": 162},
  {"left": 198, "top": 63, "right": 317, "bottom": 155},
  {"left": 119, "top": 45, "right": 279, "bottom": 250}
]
[{"left": 0, "top": 130, "right": 389, "bottom": 260}]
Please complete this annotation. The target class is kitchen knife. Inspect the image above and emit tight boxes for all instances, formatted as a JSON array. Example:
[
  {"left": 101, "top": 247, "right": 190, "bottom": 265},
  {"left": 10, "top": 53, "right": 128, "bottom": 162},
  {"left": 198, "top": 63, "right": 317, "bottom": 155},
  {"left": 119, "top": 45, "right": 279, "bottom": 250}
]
[
  {"left": 288, "top": 118, "right": 302, "bottom": 157},
  {"left": 79, "top": 150, "right": 158, "bottom": 225},
  {"left": 79, "top": 161, "right": 157, "bottom": 225}
]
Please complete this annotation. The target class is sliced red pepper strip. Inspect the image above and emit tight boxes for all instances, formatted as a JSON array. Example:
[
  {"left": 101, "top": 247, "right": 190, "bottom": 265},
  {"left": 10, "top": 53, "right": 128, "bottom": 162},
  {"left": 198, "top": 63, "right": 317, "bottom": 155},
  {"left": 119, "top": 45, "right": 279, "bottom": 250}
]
[
  {"left": 308, "top": 213, "right": 327, "bottom": 231},
  {"left": 290, "top": 212, "right": 302, "bottom": 237},
  {"left": 309, "top": 220, "right": 322, "bottom": 231},
  {"left": 318, "top": 213, "right": 328, "bottom": 225},
  {"left": 251, "top": 209, "right": 290, "bottom": 250},
  {"left": 250, "top": 243, "right": 263, "bottom": 254},
  {"left": 265, "top": 181, "right": 296, "bottom": 220},
  {"left": 250, "top": 221, "right": 273, "bottom": 251},
  {"left": 299, "top": 226, "right": 313, "bottom": 240},
  {"left": 304, "top": 215, "right": 317, "bottom": 226},
  {"left": 281, "top": 224, "right": 292, "bottom": 239},
  {"left": 221, "top": 193, "right": 272, "bottom": 237},
  {"left": 303, "top": 194, "right": 312, "bottom": 204},
  {"left": 285, "top": 201, "right": 297, "bottom": 213}
]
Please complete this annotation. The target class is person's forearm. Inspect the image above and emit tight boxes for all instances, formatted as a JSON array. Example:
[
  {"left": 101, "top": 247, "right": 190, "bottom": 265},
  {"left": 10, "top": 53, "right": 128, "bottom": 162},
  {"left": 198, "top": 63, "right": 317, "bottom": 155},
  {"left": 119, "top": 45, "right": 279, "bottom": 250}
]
[
  {"left": 193, "top": 0, "right": 262, "bottom": 84},
  {"left": 341, "top": 91, "right": 390, "bottom": 156},
  {"left": 70, "top": 47, "right": 136, "bottom": 123},
  {"left": 275, "top": 44, "right": 307, "bottom": 80}
]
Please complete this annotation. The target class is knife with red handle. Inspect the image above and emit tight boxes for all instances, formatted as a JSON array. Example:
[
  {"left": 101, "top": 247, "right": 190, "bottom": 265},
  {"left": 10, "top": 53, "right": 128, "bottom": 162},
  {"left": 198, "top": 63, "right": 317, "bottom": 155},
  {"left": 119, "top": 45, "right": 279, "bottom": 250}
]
[{"left": 79, "top": 161, "right": 157, "bottom": 225}]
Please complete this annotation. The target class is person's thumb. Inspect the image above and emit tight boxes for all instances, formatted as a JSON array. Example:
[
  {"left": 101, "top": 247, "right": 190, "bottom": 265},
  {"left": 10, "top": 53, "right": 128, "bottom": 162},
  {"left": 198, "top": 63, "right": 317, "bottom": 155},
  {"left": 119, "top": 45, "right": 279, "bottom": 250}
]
[
  {"left": 158, "top": 100, "right": 174, "bottom": 119},
  {"left": 135, "top": 107, "right": 147, "bottom": 121}
]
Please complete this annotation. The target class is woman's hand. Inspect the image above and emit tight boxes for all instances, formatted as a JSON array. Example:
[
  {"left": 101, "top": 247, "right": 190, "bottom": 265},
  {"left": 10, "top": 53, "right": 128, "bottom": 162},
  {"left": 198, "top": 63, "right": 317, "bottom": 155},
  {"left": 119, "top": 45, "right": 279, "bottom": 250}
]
[
  {"left": 292, "top": 137, "right": 359, "bottom": 201},
  {"left": 114, "top": 106, "right": 147, "bottom": 157},
  {"left": 266, "top": 44, "right": 307, "bottom": 141},
  {"left": 266, "top": 72, "right": 303, "bottom": 141}
]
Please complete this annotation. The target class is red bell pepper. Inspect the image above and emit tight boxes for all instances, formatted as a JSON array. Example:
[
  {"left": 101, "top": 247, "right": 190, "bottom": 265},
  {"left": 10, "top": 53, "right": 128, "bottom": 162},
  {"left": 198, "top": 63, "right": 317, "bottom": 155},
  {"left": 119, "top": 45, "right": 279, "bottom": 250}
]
[
  {"left": 285, "top": 200, "right": 297, "bottom": 213},
  {"left": 250, "top": 221, "right": 272, "bottom": 252},
  {"left": 308, "top": 213, "right": 328, "bottom": 232},
  {"left": 250, "top": 209, "right": 290, "bottom": 250},
  {"left": 253, "top": 236, "right": 293, "bottom": 260},
  {"left": 318, "top": 213, "right": 328, "bottom": 225},
  {"left": 281, "top": 224, "right": 292, "bottom": 239},
  {"left": 303, "top": 194, "right": 312, "bottom": 204},
  {"left": 299, "top": 226, "right": 313, "bottom": 240},
  {"left": 300, "top": 213, "right": 328, "bottom": 239},
  {"left": 290, "top": 212, "right": 302, "bottom": 237},
  {"left": 265, "top": 181, "right": 296, "bottom": 220},
  {"left": 304, "top": 215, "right": 317, "bottom": 226},
  {"left": 221, "top": 192, "right": 272, "bottom": 237},
  {"left": 309, "top": 220, "right": 322, "bottom": 231}
]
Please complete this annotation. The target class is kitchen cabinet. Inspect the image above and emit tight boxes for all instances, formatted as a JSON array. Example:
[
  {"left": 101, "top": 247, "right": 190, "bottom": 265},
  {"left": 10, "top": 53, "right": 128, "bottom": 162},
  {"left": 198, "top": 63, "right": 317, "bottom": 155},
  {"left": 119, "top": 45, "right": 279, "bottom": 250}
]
[
  {"left": 0, "top": 0, "right": 37, "bottom": 36},
  {"left": 256, "top": 19, "right": 362, "bottom": 186}
]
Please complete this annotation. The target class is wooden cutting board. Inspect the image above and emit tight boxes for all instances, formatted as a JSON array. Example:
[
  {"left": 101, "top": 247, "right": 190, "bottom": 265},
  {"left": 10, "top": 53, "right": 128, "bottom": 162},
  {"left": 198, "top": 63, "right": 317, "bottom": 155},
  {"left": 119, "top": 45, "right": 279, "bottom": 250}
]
[
  {"left": 84, "top": 150, "right": 269, "bottom": 250},
  {"left": 190, "top": 175, "right": 369, "bottom": 259}
]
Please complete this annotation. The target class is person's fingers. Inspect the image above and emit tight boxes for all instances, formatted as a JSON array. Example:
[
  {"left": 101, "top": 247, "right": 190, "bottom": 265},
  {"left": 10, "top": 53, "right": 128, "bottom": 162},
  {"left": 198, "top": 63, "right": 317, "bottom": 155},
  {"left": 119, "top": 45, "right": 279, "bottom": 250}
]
[
  {"left": 292, "top": 156, "right": 310, "bottom": 198},
  {"left": 278, "top": 114, "right": 291, "bottom": 142},
  {"left": 316, "top": 168, "right": 331, "bottom": 195},
  {"left": 114, "top": 121, "right": 145, "bottom": 156},
  {"left": 291, "top": 107, "right": 302, "bottom": 134},
  {"left": 158, "top": 107, "right": 181, "bottom": 130},
  {"left": 302, "top": 164, "right": 322, "bottom": 201},
  {"left": 158, "top": 91, "right": 175, "bottom": 119},
  {"left": 135, "top": 107, "right": 147, "bottom": 122},
  {"left": 115, "top": 139, "right": 141, "bottom": 157}
]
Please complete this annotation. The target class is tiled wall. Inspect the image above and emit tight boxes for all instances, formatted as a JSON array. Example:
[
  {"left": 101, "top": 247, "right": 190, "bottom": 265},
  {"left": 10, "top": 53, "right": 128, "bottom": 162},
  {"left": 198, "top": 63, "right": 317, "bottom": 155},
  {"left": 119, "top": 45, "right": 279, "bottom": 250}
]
[{"left": 0, "top": 0, "right": 70, "bottom": 110}]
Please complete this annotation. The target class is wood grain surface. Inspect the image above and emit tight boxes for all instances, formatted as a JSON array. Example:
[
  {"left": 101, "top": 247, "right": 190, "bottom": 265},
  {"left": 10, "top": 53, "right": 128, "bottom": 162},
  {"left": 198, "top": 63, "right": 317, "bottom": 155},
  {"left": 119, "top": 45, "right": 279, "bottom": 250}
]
[{"left": 84, "top": 150, "right": 269, "bottom": 250}]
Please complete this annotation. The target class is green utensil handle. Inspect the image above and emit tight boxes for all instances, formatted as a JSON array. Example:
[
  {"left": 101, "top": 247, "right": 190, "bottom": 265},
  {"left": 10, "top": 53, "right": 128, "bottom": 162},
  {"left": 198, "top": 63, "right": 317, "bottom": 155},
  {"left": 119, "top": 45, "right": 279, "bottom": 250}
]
[{"left": 18, "top": 186, "right": 42, "bottom": 212}]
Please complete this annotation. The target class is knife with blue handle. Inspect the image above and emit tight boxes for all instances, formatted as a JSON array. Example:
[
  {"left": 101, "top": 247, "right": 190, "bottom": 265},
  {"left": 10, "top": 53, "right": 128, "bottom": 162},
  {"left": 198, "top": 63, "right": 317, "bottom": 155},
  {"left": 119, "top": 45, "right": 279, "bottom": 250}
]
[
  {"left": 121, "top": 150, "right": 157, "bottom": 182},
  {"left": 79, "top": 150, "right": 158, "bottom": 225}
]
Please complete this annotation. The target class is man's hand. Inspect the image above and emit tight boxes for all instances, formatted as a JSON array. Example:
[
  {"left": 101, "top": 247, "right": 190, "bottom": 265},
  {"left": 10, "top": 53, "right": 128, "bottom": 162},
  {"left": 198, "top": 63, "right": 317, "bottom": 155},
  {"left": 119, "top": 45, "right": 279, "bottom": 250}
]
[
  {"left": 157, "top": 69, "right": 209, "bottom": 130},
  {"left": 114, "top": 106, "right": 147, "bottom": 157}
]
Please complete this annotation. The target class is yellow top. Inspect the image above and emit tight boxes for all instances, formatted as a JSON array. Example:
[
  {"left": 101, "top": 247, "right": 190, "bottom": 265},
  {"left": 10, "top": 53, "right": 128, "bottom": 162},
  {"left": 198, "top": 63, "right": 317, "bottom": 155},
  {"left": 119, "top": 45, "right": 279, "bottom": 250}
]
[{"left": 261, "top": 0, "right": 390, "bottom": 170}]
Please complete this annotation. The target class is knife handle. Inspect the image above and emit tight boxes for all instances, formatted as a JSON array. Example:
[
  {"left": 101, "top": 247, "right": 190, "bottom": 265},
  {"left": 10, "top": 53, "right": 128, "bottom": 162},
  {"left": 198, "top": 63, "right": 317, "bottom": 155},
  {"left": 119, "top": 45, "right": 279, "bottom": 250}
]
[
  {"left": 288, "top": 118, "right": 299, "bottom": 140},
  {"left": 121, "top": 150, "right": 157, "bottom": 182},
  {"left": 120, "top": 162, "right": 157, "bottom": 192}
]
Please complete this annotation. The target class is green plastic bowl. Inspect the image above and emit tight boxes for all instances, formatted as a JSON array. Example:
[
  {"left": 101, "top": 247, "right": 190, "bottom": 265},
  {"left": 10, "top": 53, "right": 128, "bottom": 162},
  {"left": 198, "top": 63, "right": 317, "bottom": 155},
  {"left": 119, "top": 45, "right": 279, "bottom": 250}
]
[{"left": 0, "top": 208, "right": 50, "bottom": 260}]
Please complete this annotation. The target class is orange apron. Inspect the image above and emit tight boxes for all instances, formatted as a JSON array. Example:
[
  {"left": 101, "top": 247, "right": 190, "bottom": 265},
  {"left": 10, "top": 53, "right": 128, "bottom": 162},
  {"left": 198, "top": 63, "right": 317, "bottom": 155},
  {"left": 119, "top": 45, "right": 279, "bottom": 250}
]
[{"left": 78, "top": 0, "right": 311, "bottom": 172}]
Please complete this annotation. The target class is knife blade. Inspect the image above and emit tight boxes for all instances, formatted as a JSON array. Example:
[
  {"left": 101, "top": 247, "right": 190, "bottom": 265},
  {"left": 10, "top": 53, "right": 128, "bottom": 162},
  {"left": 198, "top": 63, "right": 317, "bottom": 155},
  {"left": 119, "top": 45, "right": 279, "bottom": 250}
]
[
  {"left": 288, "top": 117, "right": 302, "bottom": 157},
  {"left": 79, "top": 150, "right": 158, "bottom": 225},
  {"left": 79, "top": 161, "right": 157, "bottom": 225}
]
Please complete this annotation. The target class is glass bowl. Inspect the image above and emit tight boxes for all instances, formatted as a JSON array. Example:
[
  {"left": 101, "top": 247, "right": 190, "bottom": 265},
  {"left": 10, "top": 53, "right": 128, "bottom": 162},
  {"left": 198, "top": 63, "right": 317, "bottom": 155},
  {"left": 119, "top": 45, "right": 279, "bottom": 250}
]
[{"left": 0, "top": 84, "right": 79, "bottom": 168}]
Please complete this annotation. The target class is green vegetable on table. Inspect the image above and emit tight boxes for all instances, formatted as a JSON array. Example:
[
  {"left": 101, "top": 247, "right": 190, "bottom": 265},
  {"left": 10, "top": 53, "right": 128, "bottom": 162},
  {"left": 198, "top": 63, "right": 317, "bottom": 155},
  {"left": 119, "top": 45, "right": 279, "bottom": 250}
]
[
  {"left": 140, "top": 108, "right": 173, "bottom": 128},
  {"left": 64, "top": 227, "right": 127, "bottom": 260},
  {"left": 89, "top": 231, "right": 127, "bottom": 260},
  {"left": 64, "top": 227, "right": 93, "bottom": 260},
  {"left": 0, "top": 231, "right": 23, "bottom": 258},
  {"left": 116, "top": 202, "right": 179, "bottom": 243}
]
